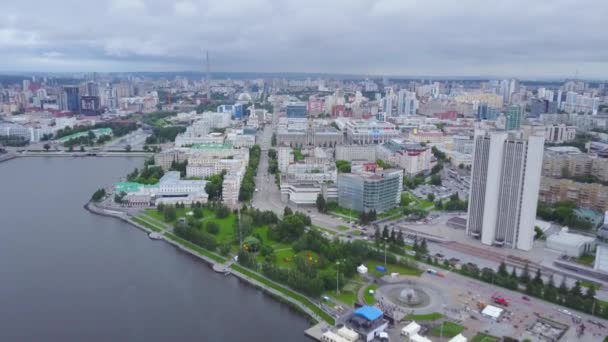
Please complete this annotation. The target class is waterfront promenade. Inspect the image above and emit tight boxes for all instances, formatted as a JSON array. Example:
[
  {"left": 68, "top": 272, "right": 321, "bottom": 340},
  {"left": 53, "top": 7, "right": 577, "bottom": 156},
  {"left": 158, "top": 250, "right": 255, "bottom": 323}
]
[{"left": 85, "top": 201, "right": 330, "bottom": 325}]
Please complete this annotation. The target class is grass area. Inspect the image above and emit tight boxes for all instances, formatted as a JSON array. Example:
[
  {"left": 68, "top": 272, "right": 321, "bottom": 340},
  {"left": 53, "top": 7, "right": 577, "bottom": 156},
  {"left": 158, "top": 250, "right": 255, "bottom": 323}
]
[
  {"left": 471, "top": 333, "right": 500, "bottom": 342},
  {"left": 145, "top": 208, "right": 236, "bottom": 245},
  {"left": 312, "top": 225, "right": 337, "bottom": 235},
  {"left": 430, "top": 321, "right": 464, "bottom": 338},
  {"left": 131, "top": 216, "right": 163, "bottom": 232},
  {"left": 230, "top": 264, "right": 335, "bottom": 325},
  {"left": 580, "top": 279, "right": 601, "bottom": 289},
  {"left": 336, "top": 225, "right": 350, "bottom": 231},
  {"left": 253, "top": 225, "right": 291, "bottom": 249},
  {"left": 328, "top": 205, "right": 360, "bottom": 219},
  {"left": 378, "top": 206, "right": 402, "bottom": 218},
  {"left": 577, "top": 254, "right": 596, "bottom": 266},
  {"left": 145, "top": 208, "right": 165, "bottom": 222},
  {"left": 164, "top": 232, "right": 226, "bottom": 263},
  {"left": 363, "top": 284, "right": 378, "bottom": 304},
  {"left": 325, "top": 282, "right": 360, "bottom": 306},
  {"left": 366, "top": 259, "right": 424, "bottom": 277},
  {"left": 405, "top": 312, "right": 443, "bottom": 321}
]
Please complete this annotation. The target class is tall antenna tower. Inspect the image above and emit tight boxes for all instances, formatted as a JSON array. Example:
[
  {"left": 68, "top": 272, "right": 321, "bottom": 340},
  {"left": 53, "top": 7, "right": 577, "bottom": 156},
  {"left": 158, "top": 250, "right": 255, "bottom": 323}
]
[{"left": 206, "top": 51, "right": 211, "bottom": 100}]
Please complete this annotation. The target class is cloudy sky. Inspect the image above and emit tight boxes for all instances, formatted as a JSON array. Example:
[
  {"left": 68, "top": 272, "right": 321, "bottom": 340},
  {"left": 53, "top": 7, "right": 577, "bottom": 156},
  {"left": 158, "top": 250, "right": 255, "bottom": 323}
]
[{"left": 1, "top": 0, "right": 606, "bottom": 78}]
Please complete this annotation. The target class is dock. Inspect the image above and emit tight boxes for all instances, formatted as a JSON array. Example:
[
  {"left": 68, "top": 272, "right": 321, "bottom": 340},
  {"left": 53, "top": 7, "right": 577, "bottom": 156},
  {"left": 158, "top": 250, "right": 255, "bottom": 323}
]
[{"left": 304, "top": 322, "right": 330, "bottom": 341}]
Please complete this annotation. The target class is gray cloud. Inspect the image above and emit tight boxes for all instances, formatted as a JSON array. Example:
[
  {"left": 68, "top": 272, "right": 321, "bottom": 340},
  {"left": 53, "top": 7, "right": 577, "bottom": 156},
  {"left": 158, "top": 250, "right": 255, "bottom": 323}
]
[{"left": 1, "top": 0, "right": 607, "bottom": 78}]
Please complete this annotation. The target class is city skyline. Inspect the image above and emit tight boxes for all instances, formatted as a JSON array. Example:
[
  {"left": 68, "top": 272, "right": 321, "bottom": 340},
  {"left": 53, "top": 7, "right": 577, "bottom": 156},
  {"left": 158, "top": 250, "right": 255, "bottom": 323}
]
[{"left": 1, "top": 0, "right": 607, "bottom": 78}]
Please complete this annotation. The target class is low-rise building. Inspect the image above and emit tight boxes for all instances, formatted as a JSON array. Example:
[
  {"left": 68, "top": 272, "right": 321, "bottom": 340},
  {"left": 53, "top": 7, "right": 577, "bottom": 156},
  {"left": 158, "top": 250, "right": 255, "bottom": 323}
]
[
  {"left": 376, "top": 140, "right": 431, "bottom": 176},
  {"left": 340, "top": 119, "right": 400, "bottom": 144},
  {"left": 335, "top": 145, "right": 377, "bottom": 162},
  {"left": 115, "top": 171, "right": 208, "bottom": 206},
  {"left": 546, "top": 227, "right": 595, "bottom": 257}
]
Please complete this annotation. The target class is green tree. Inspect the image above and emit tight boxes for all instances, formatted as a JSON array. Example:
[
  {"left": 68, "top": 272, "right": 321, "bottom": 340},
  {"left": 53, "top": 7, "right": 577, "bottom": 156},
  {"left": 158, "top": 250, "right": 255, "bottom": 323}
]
[
  {"left": 125, "top": 144, "right": 132, "bottom": 152},
  {"left": 498, "top": 261, "right": 508, "bottom": 277},
  {"left": 430, "top": 174, "right": 442, "bottom": 186},
  {"left": 206, "top": 222, "right": 220, "bottom": 234},
  {"left": 91, "top": 188, "right": 106, "bottom": 202},
  {"left": 520, "top": 263, "right": 531, "bottom": 284},
  {"left": 316, "top": 194, "right": 326, "bottom": 213},
  {"left": 419, "top": 238, "right": 428, "bottom": 255},
  {"left": 427, "top": 193, "right": 435, "bottom": 202},
  {"left": 43, "top": 143, "right": 51, "bottom": 152}
]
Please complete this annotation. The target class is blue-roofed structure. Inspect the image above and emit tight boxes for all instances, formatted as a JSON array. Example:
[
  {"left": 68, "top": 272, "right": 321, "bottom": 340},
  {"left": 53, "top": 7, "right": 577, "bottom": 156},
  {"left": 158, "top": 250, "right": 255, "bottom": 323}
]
[{"left": 354, "top": 306, "right": 383, "bottom": 321}]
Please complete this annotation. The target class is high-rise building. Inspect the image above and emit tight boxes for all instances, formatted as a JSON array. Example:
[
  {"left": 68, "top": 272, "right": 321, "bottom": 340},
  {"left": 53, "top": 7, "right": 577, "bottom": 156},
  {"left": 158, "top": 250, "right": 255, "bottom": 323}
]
[
  {"left": 477, "top": 102, "right": 499, "bottom": 121},
  {"left": 505, "top": 105, "right": 523, "bottom": 130},
  {"left": 63, "top": 86, "right": 80, "bottom": 113},
  {"left": 466, "top": 131, "right": 545, "bottom": 250},
  {"left": 383, "top": 88, "right": 394, "bottom": 117},
  {"left": 396, "top": 90, "right": 418, "bottom": 116}
]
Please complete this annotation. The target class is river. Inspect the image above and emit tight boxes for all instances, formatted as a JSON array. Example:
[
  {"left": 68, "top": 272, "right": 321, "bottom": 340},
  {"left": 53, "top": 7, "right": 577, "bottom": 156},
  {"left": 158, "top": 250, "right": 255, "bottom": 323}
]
[{"left": 0, "top": 157, "right": 310, "bottom": 341}]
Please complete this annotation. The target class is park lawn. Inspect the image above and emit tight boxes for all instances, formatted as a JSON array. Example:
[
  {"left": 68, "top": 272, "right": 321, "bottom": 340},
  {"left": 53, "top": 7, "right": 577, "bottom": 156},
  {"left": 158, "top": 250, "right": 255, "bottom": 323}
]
[
  {"left": 363, "top": 284, "right": 378, "bottom": 304},
  {"left": 336, "top": 225, "right": 350, "bottom": 231},
  {"left": 471, "top": 333, "right": 500, "bottom": 342},
  {"left": 366, "top": 260, "right": 423, "bottom": 277},
  {"left": 164, "top": 232, "right": 226, "bottom": 263},
  {"left": 200, "top": 209, "right": 236, "bottom": 244},
  {"left": 144, "top": 208, "right": 191, "bottom": 223},
  {"left": 275, "top": 248, "right": 296, "bottom": 268},
  {"left": 145, "top": 208, "right": 165, "bottom": 222},
  {"left": 406, "top": 312, "right": 443, "bottom": 321},
  {"left": 230, "top": 264, "right": 335, "bottom": 325},
  {"left": 131, "top": 216, "right": 162, "bottom": 232},
  {"left": 325, "top": 282, "right": 360, "bottom": 307},
  {"left": 430, "top": 321, "right": 464, "bottom": 338},
  {"left": 252, "top": 225, "right": 291, "bottom": 250},
  {"left": 577, "top": 254, "right": 596, "bottom": 266}
]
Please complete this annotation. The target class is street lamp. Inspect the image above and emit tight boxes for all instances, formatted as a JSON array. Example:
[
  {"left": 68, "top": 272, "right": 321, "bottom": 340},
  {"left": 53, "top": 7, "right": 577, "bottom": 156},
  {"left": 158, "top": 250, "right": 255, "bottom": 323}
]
[
  {"left": 336, "top": 261, "right": 341, "bottom": 295},
  {"left": 384, "top": 237, "right": 388, "bottom": 266}
]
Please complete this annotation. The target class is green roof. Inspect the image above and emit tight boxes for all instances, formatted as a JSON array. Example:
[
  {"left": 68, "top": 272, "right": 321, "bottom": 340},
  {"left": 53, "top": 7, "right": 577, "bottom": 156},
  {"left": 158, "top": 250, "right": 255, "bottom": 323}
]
[{"left": 115, "top": 182, "right": 143, "bottom": 193}]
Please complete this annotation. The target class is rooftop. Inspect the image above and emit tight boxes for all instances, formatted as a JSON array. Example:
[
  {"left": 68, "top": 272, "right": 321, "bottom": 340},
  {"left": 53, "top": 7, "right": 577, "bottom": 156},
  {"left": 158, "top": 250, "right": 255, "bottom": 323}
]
[{"left": 354, "top": 306, "right": 383, "bottom": 321}]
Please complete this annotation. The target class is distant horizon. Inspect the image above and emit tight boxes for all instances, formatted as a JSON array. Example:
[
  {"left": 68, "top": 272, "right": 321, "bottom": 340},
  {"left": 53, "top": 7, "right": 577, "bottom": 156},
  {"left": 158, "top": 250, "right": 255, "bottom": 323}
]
[{"left": 0, "top": 70, "right": 603, "bottom": 83}]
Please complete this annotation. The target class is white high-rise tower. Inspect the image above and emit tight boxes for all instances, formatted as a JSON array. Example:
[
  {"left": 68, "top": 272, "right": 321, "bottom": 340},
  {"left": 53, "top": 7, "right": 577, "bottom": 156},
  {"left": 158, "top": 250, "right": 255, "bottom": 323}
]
[{"left": 466, "top": 131, "right": 545, "bottom": 251}]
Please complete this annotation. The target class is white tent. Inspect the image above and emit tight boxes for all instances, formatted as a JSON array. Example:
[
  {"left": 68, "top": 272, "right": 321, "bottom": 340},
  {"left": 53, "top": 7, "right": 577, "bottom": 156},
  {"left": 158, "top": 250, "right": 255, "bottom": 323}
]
[
  {"left": 410, "top": 334, "right": 433, "bottom": 342},
  {"left": 401, "top": 321, "right": 421, "bottom": 337},
  {"left": 449, "top": 333, "right": 468, "bottom": 342},
  {"left": 357, "top": 264, "right": 368, "bottom": 274},
  {"left": 337, "top": 327, "right": 359, "bottom": 342},
  {"left": 481, "top": 305, "right": 504, "bottom": 320}
]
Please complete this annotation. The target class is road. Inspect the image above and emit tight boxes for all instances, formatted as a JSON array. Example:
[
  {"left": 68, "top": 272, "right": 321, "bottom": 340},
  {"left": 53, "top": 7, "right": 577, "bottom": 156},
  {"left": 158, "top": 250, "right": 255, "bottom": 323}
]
[{"left": 251, "top": 122, "right": 356, "bottom": 235}]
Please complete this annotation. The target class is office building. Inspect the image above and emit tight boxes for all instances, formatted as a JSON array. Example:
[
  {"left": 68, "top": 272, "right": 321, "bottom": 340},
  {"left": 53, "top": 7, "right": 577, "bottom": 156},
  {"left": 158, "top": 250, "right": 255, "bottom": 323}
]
[
  {"left": 335, "top": 145, "right": 377, "bottom": 162},
  {"left": 286, "top": 102, "right": 307, "bottom": 118},
  {"left": 505, "top": 105, "right": 523, "bottom": 130},
  {"left": 477, "top": 102, "right": 499, "bottom": 121},
  {"left": 529, "top": 98, "right": 557, "bottom": 117},
  {"left": 342, "top": 120, "right": 400, "bottom": 144},
  {"left": 466, "top": 131, "right": 545, "bottom": 250},
  {"left": 396, "top": 90, "right": 418, "bottom": 116},
  {"left": 63, "top": 86, "right": 80, "bottom": 113},
  {"left": 338, "top": 168, "right": 403, "bottom": 213}
]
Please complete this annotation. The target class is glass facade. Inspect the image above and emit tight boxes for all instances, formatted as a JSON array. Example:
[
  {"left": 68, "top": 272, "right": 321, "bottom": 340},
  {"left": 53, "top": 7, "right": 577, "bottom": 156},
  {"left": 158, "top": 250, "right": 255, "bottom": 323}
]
[{"left": 338, "top": 170, "right": 402, "bottom": 213}]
